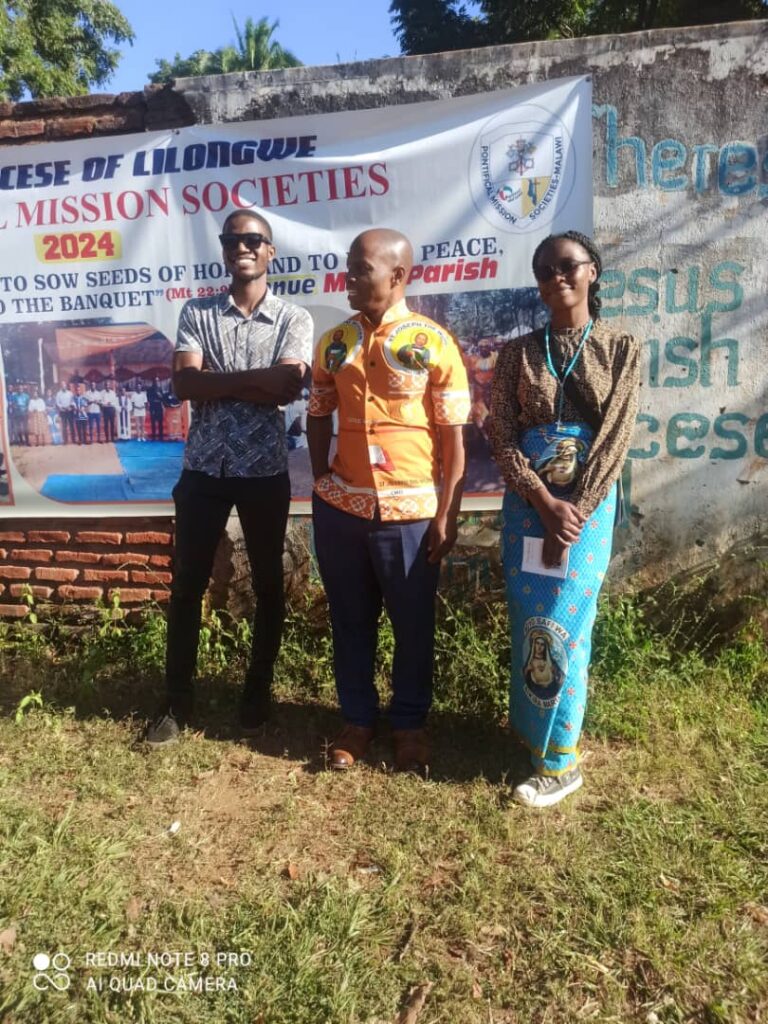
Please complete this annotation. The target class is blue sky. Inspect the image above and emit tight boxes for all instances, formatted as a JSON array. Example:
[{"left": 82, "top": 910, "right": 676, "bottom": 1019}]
[{"left": 106, "top": 0, "right": 403, "bottom": 93}]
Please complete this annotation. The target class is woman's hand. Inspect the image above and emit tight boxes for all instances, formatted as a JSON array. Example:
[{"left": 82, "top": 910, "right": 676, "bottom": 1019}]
[
  {"left": 542, "top": 533, "right": 570, "bottom": 568},
  {"left": 529, "top": 486, "right": 586, "bottom": 545}
]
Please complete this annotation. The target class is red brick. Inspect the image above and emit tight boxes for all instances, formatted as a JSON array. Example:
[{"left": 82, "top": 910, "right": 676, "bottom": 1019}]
[
  {"left": 0, "top": 119, "right": 45, "bottom": 140},
  {"left": 0, "top": 566, "right": 32, "bottom": 580},
  {"left": 0, "top": 549, "right": 6, "bottom": 560},
  {"left": 0, "top": 532, "right": 25, "bottom": 543},
  {"left": 11, "top": 549, "right": 53, "bottom": 563},
  {"left": 108, "top": 587, "right": 152, "bottom": 604},
  {"left": 35, "top": 567, "right": 79, "bottom": 582},
  {"left": 94, "top": 111, "right": 143, "bottom": 133},
  {"left": 75, "top": 531, "right": 123, "bottom": 546},
  {"left": 152, "top": 590, "right": 171, "bottom": 603},
  {"left": 10, "top": 584, "right": 53, "bottom": 599},
  {"left": 55, "top": 550, "right": 102, "bottom": 565},
  {"left": 84, "top": 569, "right": 129, "bottom": 583},
  {"left": 131, "top": 570, "right": 172, "bottom": 585},
  {"left": 67, "top": 93, "right": 119, "bottom": 110},
  {"left": 0, "top": 604, "right": 30, "bottom": 618},
  {"left": 149, "top": 554, "right": 172, "bottom": 567},
  {"left": 101, "top": 552, "right": 149, "bottom": 566},
  {"left": 125, "top": 531, "right": 172, "bottom": 546},
  {"left": 0, "top": 584, "right": 4, "bottom": 595},
  {"left": 27, "top": 530, "right": 71, "bottom": 543},
  {"left": 48, "top": 116, "right": 96, "bottom": 138},
  {"left": 58, "top": 585, "right": 103, "bottom": 601}
]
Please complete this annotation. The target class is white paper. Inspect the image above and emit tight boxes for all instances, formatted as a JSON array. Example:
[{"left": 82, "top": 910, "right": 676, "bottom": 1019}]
[{"left": 521, "top": 536, "right": 569, "bottom": 578}]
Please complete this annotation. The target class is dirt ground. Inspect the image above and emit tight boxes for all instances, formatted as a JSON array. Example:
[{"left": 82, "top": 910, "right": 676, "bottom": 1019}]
[{"left": 10, "top": 442, "right": 124, "bottom": 491}]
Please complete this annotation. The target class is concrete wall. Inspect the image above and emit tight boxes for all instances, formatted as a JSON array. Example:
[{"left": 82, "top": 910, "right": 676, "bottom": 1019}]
[{"left": 0, "top": 21, "right": 766, "bottom": 615}]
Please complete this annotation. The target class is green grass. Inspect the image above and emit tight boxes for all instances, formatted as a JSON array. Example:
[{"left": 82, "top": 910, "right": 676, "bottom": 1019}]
[{"left": 0, "top": 593, "right": 766, "bottom": 1024}]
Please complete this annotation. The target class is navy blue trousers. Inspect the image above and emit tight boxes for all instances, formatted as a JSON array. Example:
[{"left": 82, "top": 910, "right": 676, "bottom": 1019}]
[{"left": 312, "top": 494, "right": 439, "bottom": 730}]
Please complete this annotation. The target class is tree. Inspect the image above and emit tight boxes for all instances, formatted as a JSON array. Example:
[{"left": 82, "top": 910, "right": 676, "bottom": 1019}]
[
  {"left": 389, "top": 0, "right": 488, "bottom": 54},
  {"left": 0, "top": 0, "right": 134, "bottom": 101},
  {"left": 389, "top": 0, "right": 768, "bottom": 54},
  {"left": 149, "top": 16, "right": 301, "bottom": 85}
]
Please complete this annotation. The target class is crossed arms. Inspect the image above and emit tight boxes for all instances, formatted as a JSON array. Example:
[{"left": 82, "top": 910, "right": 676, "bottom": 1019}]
[{"left": 172, "top": 351, "right": 306, "bottom": 405}]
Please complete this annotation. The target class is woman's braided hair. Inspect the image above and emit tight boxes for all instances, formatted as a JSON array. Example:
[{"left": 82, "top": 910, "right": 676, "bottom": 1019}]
[{"left": 531, "top": 230, "right": 603, "bottom": 321}]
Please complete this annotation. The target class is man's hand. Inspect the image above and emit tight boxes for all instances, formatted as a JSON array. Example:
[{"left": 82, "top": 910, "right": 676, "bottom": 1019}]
[
  {"left": 173, "top": 352, "right": 305, "bottom": 404},
  {"left": 240, "top": 363, "right": 303, "bottom": 404},
  {"left": 427, "top": 512, "right": 458, "bottom": 564},
  {"left": 529, "top": 487, "right": 586, "bottom": 545},
  {"left": 542, "top": 533, "right": 570, "bottom": 568}
]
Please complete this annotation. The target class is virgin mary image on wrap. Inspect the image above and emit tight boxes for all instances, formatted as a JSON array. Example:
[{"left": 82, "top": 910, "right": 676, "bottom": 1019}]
[
  {"left": 534, "top": 434, "right": 587, "bottom": 490},
  {"left": 522, "top": 625, "right": 566, "bottom": 705}
]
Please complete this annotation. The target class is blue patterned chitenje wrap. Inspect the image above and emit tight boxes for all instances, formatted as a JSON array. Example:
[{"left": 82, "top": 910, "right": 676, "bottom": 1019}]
[{"left": 502, "top": 421, "right": 616, "bottom": 776}]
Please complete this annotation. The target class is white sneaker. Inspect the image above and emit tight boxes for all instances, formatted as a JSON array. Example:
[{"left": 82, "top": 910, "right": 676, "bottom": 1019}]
[{"left": 513, "top": 766, "right": 583, "bottom": 808}]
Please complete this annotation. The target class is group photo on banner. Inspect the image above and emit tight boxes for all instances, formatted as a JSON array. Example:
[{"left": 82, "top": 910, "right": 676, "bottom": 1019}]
[{"left": 0, "top": 76, "right": 592, "bottom": 517}]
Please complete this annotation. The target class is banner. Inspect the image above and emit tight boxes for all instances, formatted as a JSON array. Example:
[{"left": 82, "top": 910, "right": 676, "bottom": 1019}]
[{"left": 0, "top": 76, "right": 592, "bottom": 517}]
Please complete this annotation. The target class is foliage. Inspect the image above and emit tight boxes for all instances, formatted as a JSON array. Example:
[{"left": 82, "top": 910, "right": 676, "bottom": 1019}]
[
  {"left": 149, "top": 16, "right": 301, "bottom": 85},
  {"left": 0, "top": 592, "right": 766, "bottom": 1022},
  {"left": 389, "top": 0, "right": 768, "bottom": 54},
  {"left": 0, "top": 0, "right": 134, "bottom": 101}
]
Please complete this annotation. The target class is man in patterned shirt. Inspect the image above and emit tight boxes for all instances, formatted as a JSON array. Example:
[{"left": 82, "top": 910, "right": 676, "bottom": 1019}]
[
  {"left": 145, "top": 211, "right": 313, "bottom": 747},
  {"left": 307, "top": 228, "right": 470, "bottom": 776}
]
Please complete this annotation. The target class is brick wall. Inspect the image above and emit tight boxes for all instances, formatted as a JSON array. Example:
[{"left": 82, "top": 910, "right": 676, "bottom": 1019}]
[
  {"left": 0, "top": 86, "right": 194, "bottom": 145},
  {"left": 0, "top": 520, "right": 173, "bottom": 617}
]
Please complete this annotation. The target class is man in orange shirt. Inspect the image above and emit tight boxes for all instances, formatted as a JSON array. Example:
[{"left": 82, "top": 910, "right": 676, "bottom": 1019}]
[{"left": 307, "top": 228, "right": 470, "bottom": 776}]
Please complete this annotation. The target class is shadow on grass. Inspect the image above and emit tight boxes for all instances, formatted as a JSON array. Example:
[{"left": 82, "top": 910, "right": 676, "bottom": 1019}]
[
  {"left": 236, "top": 703, "right": 525, "bottom": 786},
  {"left": 0, "top": 665, "right": 526, "bottom": 786}
]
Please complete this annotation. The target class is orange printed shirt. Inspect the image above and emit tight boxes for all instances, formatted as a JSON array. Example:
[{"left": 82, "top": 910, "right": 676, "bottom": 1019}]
[{"left": 308, "top": 299, "right": 470, "bottom": 521}]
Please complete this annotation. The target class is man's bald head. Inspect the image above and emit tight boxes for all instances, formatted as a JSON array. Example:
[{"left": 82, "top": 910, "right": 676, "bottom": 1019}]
[
  {"left": 350, "top": 229, "right": 413, "bottom": 274},
  {"left": 346, "top": 228, "right": 414, "bottom": 325}
]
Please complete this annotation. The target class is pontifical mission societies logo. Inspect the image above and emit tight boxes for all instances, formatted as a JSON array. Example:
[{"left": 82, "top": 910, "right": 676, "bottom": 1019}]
[{"left": 468, "top": 104, "right": 577, "bottom": 233}]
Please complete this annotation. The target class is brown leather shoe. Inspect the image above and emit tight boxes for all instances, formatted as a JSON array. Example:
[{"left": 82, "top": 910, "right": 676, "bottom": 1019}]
[
  {"left": 392, "top": 728, "right": 430, "bottom": 777},
  {"left": 329, "top": 724, "right": 374, "bottom": 770}
]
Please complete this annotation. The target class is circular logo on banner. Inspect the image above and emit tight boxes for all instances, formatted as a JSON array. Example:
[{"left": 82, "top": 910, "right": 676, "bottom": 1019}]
[
  {"left": 318, "top": 320, "right": 364, "bottom": 374},
  {"left": 521, "top": 617, "right": 569, "bottom": 708},
  {"left": 383, "top": 321, "right": 448, "bottom": 375},
  {"left": 468, "top": 104, "right": 577, "bottom": 233}
]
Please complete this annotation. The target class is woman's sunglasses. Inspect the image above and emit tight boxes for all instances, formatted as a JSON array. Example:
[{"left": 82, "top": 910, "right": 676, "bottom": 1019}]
[{"left": 534, "top": 259, "right": 593, "bottom": 282}]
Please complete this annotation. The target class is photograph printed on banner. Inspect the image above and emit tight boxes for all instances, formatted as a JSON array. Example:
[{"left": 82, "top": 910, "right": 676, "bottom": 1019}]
[
  {"left": 411, "top": 284, "right": 546, "bottom": 495},
  {"left": 0, "top": 286, "right": 547, "bottom": 508},
  {"left": 0, "top": 320, "right": 184, "bottom": 504}
]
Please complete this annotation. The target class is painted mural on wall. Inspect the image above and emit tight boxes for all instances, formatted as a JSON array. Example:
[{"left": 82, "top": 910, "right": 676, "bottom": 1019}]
[{"left": 589, "top": 85, "right": 766, "bottom": 577}]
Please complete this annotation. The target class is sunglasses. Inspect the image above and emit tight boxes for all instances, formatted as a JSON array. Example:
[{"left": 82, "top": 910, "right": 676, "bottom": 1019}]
[
  {"left": 219, "top": 232, "right": 271, "bottom": 252},
  {"left": 534, "top": 259, "right": 593, "bottom": 282}
]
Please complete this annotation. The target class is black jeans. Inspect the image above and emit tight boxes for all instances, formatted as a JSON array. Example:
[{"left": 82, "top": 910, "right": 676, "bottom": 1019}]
[{"left": 165, "top": 469, "right": 290, "bottom": 714}]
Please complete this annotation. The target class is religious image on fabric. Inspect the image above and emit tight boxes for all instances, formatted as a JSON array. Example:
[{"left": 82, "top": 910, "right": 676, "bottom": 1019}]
[{"left": 0, "top": 320, "right": 184, "bottom": 504}]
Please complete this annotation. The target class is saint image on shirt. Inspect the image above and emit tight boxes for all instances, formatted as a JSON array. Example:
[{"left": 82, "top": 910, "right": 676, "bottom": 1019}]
[
  {"left": 384, "top": 322, "right": 447, "bottom": 376},
  {"left": 319, "top": 321, "right": 363, "bottom": 374},
  {"left": 325, "top": 329, "right": 348, "bottom": 373},
  {"left": 398, "top": 331, "right": 432, "bottom": 371}
]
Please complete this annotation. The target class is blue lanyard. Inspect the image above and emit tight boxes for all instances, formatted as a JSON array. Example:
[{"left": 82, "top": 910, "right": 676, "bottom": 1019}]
[{"left": 544, "top": 320, "right": 593, "bottom": 425}]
